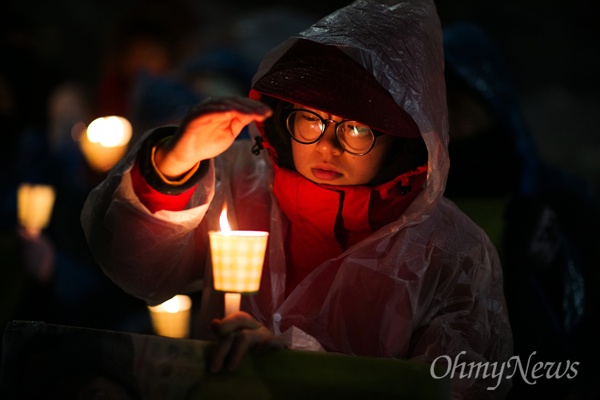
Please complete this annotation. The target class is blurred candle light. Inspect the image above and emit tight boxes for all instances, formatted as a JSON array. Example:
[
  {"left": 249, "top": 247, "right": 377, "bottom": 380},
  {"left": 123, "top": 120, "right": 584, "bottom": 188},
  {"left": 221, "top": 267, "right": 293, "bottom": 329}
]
[
  {"left": 209, "top": 206, "right": 269, "bottom": 316},
  {"left": 17, "top": 183, "right": 56, "bottom": 237},
  {"left": 147, "top": 294, "right": 192, "bottom": 338},
  {"left": 79, "top": 115, "right": 132, "bottom": 172}
]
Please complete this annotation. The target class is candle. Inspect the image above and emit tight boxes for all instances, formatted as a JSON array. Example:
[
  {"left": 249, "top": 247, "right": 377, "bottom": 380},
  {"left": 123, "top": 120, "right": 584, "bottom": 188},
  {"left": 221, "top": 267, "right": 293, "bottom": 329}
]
[
  {"left": 17, "top": 183, "right": 56, "bottom": 237},
  {"left": 209, "top": 206, "right": 269, "bottom": 316},
  {"left": 147, "top": 294, "right": 192, "bottom": 338},
  {"left": 79, "top": 115, "right": 132, "bottom": 172}
]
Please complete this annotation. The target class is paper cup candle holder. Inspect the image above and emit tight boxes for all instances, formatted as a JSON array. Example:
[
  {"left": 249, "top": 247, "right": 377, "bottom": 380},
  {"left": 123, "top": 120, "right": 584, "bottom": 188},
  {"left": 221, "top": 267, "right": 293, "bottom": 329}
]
[
  {"left": 80, "top": 115, "right": 132, "bottom": 172},
  {"left": 209, "top": 206, "right": 269, "bottom": 316},
  {"left": 17, "top": 183, "right": 56, "bottom": 236},
  {"left": 147, "top": 294, "right": 193, "bottom": 338}
]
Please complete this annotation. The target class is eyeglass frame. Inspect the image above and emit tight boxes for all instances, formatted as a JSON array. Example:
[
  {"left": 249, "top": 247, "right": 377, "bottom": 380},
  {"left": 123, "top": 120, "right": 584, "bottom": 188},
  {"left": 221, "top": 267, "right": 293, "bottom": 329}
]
[{"left": 285, "top": 108, "right": 381, "bottom": 156}]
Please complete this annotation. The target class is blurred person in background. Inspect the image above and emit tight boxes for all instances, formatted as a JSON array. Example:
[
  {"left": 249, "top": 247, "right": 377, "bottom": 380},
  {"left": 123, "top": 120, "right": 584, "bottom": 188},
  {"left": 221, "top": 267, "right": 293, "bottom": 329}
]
[
  {"left": 0, "top": 3, "right": 155, "bottom": 337},
  {"left": 93, "top": 1, "right": 195, "bottom": 123},
  {"left": 0, "top": 6, "right": 65, "bottom": 334},
  {"left": 443, "top": 21, "right": 600, "bottom": 399},
  {"left": 127, "top": 4, "right": 319, "bottom": 141}
]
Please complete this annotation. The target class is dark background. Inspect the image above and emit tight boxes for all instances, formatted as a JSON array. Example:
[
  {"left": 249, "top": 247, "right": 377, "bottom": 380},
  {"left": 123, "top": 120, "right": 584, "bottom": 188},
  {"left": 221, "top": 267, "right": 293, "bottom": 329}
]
[
  {"left": 1, "top": 1, "right": 598, "bottom": 398},
  {"left": 2, "top": 0, "right": 599, "bottom": 188}
]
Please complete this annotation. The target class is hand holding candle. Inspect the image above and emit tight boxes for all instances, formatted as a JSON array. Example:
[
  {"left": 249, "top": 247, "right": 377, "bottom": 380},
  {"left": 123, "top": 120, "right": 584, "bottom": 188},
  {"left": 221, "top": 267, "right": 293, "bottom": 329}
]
[{"left": 209, "top": 206, "right": 269, "bottom": 316}]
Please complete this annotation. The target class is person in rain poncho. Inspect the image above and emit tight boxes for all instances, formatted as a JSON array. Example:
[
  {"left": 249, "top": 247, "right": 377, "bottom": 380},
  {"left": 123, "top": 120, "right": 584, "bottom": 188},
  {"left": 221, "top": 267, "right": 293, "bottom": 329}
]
[
  {"left": 443, "top": 22, "right": 600, "bottom": 399},
  {"left": 81, "top": 0, "right": 513, "bottom": 398}
]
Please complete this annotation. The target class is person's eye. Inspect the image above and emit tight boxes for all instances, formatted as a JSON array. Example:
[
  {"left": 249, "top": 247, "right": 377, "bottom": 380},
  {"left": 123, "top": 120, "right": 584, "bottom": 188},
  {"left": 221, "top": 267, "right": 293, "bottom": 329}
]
[
  {"left": 346, "top": 123, "right": 371, "bottom": 137},
  {"left": 300, "top": 111, "right": 320, "bottom": 122}
]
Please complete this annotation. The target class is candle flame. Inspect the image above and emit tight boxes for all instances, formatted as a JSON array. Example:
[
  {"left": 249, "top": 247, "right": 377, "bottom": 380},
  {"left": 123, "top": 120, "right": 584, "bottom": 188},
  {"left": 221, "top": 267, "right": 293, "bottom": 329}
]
[
  {"left": 86, "top": 115, "right": 132, "bottom": 147},
  {"left": 219, "top": 206, "right": 231, "bottom": 233},
  {"left": 162, "top": 296, "right": 182, "bottom": 313}
]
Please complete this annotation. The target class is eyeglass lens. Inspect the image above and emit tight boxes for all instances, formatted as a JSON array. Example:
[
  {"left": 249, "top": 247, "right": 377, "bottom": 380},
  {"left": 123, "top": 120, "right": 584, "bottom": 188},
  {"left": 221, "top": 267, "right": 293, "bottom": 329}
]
[{"left": 286, "top": 110, "right": 374, "bottom": 155}]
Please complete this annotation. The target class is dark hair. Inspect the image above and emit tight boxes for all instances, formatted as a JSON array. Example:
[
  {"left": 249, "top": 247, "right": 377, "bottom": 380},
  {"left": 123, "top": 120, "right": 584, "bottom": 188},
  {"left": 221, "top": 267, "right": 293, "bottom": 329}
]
[{"left": 261, "top": 96, "right": 295, "bottom": 170}]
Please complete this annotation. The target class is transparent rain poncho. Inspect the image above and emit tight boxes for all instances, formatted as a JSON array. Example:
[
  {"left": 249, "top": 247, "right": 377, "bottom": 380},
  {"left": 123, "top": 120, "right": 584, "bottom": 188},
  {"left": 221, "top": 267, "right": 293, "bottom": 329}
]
[{"left": 82, "top": 1, "right": 513, "bottom": 398}]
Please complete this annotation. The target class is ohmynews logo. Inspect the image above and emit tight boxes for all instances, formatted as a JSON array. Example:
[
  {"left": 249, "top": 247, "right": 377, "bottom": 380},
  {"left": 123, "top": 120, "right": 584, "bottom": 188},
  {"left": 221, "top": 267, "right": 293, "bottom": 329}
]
[{"left": 430, "top": 351, "right": 579, "bottom": 391}]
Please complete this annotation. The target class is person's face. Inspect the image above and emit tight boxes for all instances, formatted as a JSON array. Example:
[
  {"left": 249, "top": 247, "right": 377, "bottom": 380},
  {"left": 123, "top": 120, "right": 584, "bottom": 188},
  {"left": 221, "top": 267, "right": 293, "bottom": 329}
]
[{"left": 290, "top": 105, "right": 395, "bottom": 185}]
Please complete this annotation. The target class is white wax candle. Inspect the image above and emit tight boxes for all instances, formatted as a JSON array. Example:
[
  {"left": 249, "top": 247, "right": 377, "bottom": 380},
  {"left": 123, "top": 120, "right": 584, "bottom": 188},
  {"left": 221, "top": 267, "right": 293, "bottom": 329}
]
[{"left": 225, "top": 292, "right": 242, "bottom": 315}]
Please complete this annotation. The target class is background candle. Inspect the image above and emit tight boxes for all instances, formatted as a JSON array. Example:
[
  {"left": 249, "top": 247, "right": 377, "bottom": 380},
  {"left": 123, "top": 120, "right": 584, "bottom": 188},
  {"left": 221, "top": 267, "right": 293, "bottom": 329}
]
[
  {"left": 79, "top": 115, "right": 132, "bottom": 172},
  {"left": 147, "top": 294, "right": 192, "bottom": 339},
  {"left": 17, "top": 183, "right": 56, "bottom": 237}
]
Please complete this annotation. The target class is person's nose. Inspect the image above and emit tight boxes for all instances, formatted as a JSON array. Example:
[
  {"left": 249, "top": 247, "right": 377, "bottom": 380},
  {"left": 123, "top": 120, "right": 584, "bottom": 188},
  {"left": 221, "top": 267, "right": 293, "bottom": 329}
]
[{"left": 315, "top": 122, "right": 343, "bottom": 156}]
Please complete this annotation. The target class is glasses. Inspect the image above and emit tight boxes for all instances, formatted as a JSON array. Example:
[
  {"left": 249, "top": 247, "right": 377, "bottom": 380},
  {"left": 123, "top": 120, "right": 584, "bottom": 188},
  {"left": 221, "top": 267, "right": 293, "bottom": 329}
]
[{"left": 285, "top": 109, "right": 377, "bottom": 156}]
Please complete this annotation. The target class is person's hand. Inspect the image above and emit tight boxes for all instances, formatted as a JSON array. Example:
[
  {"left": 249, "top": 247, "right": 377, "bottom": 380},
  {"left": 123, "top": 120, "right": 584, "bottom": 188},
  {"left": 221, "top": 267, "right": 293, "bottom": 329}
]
[
  {"left": 209, "top": 311, "right": 284, "bottom": 373},
  {"left": 154, "top": 96, "right": 272, "bottom": 180}
]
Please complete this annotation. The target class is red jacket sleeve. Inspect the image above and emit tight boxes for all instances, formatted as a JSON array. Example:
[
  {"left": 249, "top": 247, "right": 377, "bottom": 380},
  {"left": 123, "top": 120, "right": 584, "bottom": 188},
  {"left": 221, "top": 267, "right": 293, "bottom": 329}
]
[{"left": 130, "top": 160, "right": 197, "bottom": 213}]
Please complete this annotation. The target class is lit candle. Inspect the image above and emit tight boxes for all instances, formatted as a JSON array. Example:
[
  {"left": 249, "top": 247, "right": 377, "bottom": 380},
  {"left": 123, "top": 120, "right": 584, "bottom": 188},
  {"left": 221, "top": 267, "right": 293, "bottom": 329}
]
[
  {"left": 79, "top": 115, "right": 132, "bottom": 172},
  {"left": 17, "top": 183, "right": 56, "bottom": 237},
  {"left": 209, "top": 206, "right": 269, "bottom": 316},
  {"left": 147, "top": 294, "right": 192, "bottom": 338}
]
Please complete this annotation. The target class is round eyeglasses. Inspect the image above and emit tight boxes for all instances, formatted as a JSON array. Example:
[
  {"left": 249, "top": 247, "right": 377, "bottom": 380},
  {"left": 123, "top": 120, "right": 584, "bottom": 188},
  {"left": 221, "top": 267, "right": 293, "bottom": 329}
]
[{"left": 285, "top": 109, "right": 377, "bottom": 156}]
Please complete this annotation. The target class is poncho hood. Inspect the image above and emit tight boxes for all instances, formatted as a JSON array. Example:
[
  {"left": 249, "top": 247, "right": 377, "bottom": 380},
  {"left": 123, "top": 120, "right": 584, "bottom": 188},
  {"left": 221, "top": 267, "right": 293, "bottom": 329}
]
[{"left": 249, "top": 0, "right": 449, "bottom": 217}]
